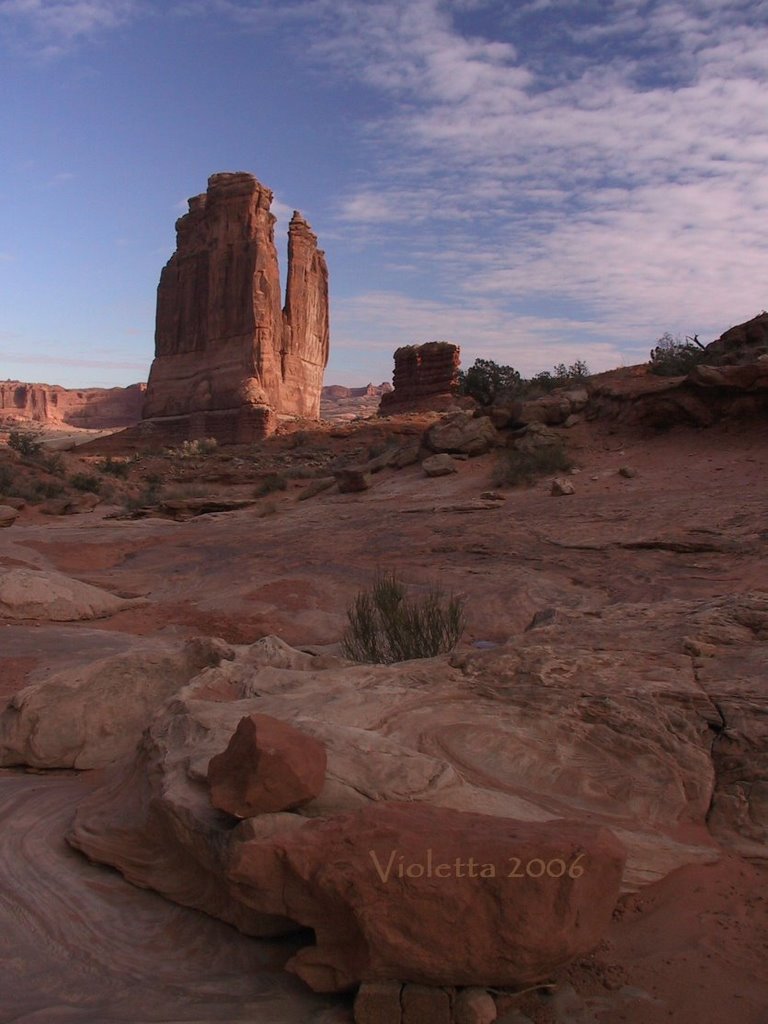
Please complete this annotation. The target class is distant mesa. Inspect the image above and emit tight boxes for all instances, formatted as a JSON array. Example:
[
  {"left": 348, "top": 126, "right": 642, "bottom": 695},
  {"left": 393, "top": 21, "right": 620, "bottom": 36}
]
[
  {"left": 141, "top": 171, "right": 330, "bottom": 444},
  {"left": 379, "top": 341, "right": 461, "bottom": 415},
  {"left": 0, "top": 380, "right": 145, "bottom": 430}
]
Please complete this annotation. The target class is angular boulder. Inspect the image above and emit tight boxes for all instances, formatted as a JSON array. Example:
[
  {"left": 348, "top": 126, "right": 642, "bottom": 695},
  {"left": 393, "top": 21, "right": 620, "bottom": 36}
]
[
  {"left": 424, "top": 413, "right": 499, "bottom": 456},
  {"left": 421, "top": 453, "right": 458, "bottom": 478},
  {"left": 208, "top": 713, "right": 327, "bottom": 817},
  {"left": 229, "top": 802, "right": 627, "bottom": 992},
  {"left": 0, "top": 505, "right": 19, "bottom": 528},
  {"left": 334, "top": 468, "right": 372, "bottom": 493}
]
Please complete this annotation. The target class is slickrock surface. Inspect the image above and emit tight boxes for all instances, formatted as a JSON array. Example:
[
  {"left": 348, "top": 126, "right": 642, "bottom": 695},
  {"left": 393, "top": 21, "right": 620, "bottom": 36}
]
[
  {"left": 1, "top": 409, "right": 767, "bottom": 1022},
  {"left": 0, "top": 770, "right": 338, "bottom": 1023},
  {"left": 0, "top": 567, "right": 146, "bottom": 621},
  {"left": 379, "top": 342, "right": 461, "bottom": 415},
  {"left": 142, "top": 172, "right": 329, "bottom": 443}
]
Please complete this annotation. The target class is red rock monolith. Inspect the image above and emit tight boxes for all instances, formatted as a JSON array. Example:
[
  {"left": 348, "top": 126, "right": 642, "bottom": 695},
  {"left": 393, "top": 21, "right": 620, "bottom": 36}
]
[{"left": 142, "top": 172, "right": 329, "bottom": 443}]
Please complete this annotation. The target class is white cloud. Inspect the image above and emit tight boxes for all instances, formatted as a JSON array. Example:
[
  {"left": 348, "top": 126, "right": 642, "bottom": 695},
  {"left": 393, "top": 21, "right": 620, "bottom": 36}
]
[
  {"left": 331, "top": 290, "right": 627, "bottom": 376},
  {"left": 298, "top": 0, "right": 768, "bottom": 353},
  {"left": 0, "top": 0, "right": 142, "bottom": 54}
]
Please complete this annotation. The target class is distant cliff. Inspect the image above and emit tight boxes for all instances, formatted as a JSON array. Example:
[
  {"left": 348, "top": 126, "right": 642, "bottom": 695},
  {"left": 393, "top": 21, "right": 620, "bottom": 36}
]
[{"left": 0, "top": 381, "right": 146, "bottom": 429}]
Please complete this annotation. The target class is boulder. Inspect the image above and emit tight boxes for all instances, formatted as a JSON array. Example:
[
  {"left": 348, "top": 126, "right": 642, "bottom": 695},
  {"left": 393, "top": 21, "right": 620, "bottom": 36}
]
[
  {"left": 0, "top": 505, "right": 19, "bottom": 527},
  {"left": 551, "top": 478, "right": 575, "bottom": 496},
  {"left": 424, "top": 414, "right": 499, "bottom": 456},
  {"left": 229, "top": 802, "right": 627, "bottom": 992},
  {"left": 454, "top": 989, "right": 497, "bottom": 1024},
  {"left": 422, "top": 454, "right": 458, "bottom": 478},
  {"left": 208, "top": 713, "right": 327, "bottom": 817},
  {"left": 334, "top": 468, "right": 372, "bottom": 493},
  {"left": 354, "top": 982, "right": 403, "bottom": 1024}
]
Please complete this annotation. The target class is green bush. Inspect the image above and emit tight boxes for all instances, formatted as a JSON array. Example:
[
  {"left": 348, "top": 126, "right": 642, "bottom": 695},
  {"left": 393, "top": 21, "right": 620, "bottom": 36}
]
[
  {"left": 69, "top": 473, "right": 102, "bottom": 493},
  {"left": 457, "top": 359, "right": 523, "bottom": 405},
  {"left": 8, "top": 429, "right": 43, "bottom": 458},
  {"left": 98, "top": 456, "right": 131, "bottom": 478},
  {"left": 342, "top": 571, "right": 465, "bottom": 664},
  {"left": 491, "top": 443, "right": 573, "bottom": 487},
  {"left": 649, "top": 333, "right": 706, "bottom": 376}
]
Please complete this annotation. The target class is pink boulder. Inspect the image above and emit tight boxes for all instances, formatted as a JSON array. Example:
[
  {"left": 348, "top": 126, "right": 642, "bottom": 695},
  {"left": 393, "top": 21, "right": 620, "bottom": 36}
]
[
  {"left": 228, "top": 801, "right": 626, "bottom": 992},
  {"left": 207, "top": 713, "right": 326, "bottom": 817}
]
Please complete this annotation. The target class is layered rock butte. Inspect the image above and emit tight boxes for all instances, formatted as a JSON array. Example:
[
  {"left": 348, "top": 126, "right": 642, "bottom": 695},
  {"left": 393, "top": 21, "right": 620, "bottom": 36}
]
[
  {"left": 142, "top": 172, "right": 329, "bottom": 443},
  {"left": 379, "top": 341, "right": 461, "bottom": 415}
]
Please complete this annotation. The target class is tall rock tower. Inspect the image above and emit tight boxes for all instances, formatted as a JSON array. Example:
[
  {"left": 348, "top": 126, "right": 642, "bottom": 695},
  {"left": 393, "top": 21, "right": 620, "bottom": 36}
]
[{"left": 142, "top": 172, "right": 329, "bottom": 443}]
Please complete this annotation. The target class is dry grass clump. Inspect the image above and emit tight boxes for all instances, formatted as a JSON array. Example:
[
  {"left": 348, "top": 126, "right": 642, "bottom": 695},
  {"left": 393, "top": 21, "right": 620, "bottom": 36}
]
[
  {"left": 342, "top": 571, "right": 465, "bottom": 664},
  {"left": 491, "top": 444, "right": 573, "bottom": 488}
]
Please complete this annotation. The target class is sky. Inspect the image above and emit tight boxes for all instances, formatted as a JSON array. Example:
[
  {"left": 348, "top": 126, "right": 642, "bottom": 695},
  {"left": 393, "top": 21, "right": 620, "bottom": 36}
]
[{"left": 2, "top": 0, "right": 768, "bottom": 389}]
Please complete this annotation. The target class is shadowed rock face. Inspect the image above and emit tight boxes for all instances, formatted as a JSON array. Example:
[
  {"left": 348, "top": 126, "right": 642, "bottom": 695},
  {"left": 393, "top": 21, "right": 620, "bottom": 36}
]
[{"left": 142, "top": 172, "right": 329, "bottom": 443}]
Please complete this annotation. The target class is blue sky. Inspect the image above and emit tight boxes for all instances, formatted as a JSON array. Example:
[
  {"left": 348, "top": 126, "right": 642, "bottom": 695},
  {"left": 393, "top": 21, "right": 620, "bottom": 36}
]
[{"left": 2, "top": 0, "right": 768, "bottom": 389}]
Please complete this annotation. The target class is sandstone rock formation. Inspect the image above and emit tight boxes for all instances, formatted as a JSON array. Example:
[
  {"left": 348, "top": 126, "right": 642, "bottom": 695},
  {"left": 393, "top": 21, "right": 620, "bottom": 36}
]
[
  {"left": 0, "top": 380, "right": 145, "bottom": 429},
  {"left": 703, "top": 311, "right": 768, "bottom": 365},
  {"left": 588, "top": 359, "right": 768, "bottom": 427},
  {"left": 0, "top": 636, "right": 230, "bottom": 769},
  {"left": 0, "top": 568, "right": 147, "bottom": 622},
  {"left": 142, "top": 172, "right": 329, "bottom": 443},
  {"left": 229, "top": 803, "right": 626, "bottom": 992},
  {"left": 379, "top": 342, "right": 461, "bottom": 415}
]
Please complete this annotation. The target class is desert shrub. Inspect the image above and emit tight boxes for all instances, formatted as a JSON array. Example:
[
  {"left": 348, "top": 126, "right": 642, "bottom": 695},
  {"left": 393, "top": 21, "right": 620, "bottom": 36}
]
[
  {"left": 0, "top": 466, "right": 14, "bottom": 493},
  {"left": 69, "top": 472, "right": 102, "bottom": 493},
  {"left": 258, "top": 499, "right": 278, "bottom": 517},
  {"left": 98, "top": 456, "right": 131, "bottom": 478},
  {"left": 255, "top": 473, "right": 288, "bottom": 497},
  {"left": 8, "top": 429, "right": 43, "bottom": 458},
  {"left": 457, "top": 359, "right": 523, "bottom": 405},
  {"left": 39, "top": 452, "right": 65, "bottom": 476},
  {"left": 165, "top": 437, "right": 218, "bottom": 459},
  {"left": 491, "top": 443, "right": 573, "bottom": 488},
  {"left": 649, "top": 333, "right": 706, "bottom": 376},
  {"left": 31, "top": 480, "right": 66, "bottom": 500},
  {"left": 342, "top": 571, "right": 465, "bottom": 664},
  {"left": 289, "top": 430, "right": 313, "bottom": 449}
]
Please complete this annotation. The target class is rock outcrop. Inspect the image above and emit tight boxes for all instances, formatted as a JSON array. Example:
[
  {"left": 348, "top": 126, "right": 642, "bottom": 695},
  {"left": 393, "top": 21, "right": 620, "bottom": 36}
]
[
  {"left": 588, "top": 360, "right": 768, "bottom": 428},
  {"left": 0, "top": 381, "right": 145, "bottom": 429},
  {"left": 379, "top": 342, "right": 461, "bottom": 415},
  {"left": 142, "top": 172, "right": 329, "bottom": 444},
  {"left": 703, "top": 311, "right": 768, "bottom": 366}
]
